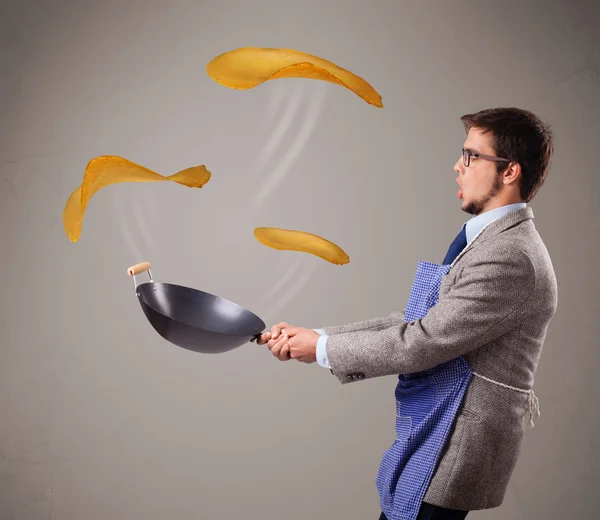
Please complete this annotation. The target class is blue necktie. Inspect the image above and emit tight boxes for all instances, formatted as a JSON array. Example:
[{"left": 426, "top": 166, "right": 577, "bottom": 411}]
[{"left": 442, "top": 225, "right": 467, "bottom": 265}]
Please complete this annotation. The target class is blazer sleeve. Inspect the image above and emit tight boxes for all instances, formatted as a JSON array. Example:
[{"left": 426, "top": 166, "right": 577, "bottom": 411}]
[
  {"left": 319, "top": 309, "right": 406, "bottom": 335},
  {"left": 325, "top": 246, "right": 536, "bottom": 384}
]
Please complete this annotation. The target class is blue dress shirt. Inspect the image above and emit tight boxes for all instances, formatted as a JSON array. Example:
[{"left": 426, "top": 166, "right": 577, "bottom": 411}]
[{"left": 313, "top": 203, "right": 527, "bottom": 369}]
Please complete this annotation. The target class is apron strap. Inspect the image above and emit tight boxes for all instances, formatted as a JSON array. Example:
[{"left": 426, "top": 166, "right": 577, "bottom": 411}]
[{"left": 472, "top": 371, "right": 540, "bottom": 428}]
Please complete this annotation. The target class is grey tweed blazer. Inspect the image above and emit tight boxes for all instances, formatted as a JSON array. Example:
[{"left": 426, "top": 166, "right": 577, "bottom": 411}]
[{"left": 321, "top": 206, "right": 558, "bottom": 511}]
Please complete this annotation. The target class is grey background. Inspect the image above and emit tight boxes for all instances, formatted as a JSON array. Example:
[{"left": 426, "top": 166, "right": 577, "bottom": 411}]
[{"left": 1, "top": 0, "right": 598, "bottom": 518}]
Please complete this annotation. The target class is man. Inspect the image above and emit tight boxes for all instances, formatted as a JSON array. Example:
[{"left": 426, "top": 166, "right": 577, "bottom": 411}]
[{"left": 257, "top": 107, "right": 558, "bottom": 520}]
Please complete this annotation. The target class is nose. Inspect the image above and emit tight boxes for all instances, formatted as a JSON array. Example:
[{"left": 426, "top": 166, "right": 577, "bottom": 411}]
[{"left": 453, "top": 157, "right": 463, "bottom": 174}]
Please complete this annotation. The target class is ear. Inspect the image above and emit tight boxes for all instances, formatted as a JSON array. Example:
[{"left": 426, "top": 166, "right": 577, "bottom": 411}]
[{"left": 502, "top": 161, "right": 521, "bottom": 186}]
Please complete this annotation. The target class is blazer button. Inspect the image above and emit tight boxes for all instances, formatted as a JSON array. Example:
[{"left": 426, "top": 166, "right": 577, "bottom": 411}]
[{"left": 346, "top": 372, "right": 365, "bottom": 381}]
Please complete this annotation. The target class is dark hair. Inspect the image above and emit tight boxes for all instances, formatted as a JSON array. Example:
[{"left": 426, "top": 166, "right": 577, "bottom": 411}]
[{"left": 460, "top": 107, "right": 554, "bottom": 202}]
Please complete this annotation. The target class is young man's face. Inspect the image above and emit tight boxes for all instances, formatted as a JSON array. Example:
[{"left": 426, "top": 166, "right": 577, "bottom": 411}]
[{"left": 453, "top": 127, "right": 504, "bottom": 216}]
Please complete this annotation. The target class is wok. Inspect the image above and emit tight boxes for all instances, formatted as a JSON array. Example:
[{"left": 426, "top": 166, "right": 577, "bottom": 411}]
[{"left": 127, "top": 262, "right": 266, "bottom": 354}]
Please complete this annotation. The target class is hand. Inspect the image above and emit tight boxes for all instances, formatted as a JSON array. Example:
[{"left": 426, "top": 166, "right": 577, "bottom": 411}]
[
  {"left": 255, "top": 321, "right": 292, "bottom": 361},
  {"left": 268, "top": 325, "right": 319, "bottom": 364},
  {"left": 255, "top": 321, "right": 290, "bottom": 346}
]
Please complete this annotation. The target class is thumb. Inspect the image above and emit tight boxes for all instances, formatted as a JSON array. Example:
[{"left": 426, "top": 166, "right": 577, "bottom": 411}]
[
  {"left": 284, "top": 326, "right": 298, "bottom": 336},
  {"left": 271, "top": 322, "right": 289, "bottom": 339}
]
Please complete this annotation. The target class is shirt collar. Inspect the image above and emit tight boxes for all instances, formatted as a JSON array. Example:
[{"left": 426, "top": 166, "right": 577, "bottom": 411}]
[{"left": 464, "top": 202, "right": 527, "bottom": 245}]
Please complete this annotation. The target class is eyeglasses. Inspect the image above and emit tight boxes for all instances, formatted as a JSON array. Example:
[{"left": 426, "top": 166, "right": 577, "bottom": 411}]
[{"left": 462, "top": 148, "right": 510, "bottom": 168}]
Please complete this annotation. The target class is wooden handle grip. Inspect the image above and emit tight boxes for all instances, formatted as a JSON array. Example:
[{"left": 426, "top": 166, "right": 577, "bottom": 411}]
[{"left": 127, "top": 262, "right": 152, "bottom": 276}]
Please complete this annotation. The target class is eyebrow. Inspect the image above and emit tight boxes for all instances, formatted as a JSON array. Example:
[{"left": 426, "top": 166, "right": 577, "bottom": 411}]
[{"left": 464, "top": 147, "right": 482, "bottom": 154}]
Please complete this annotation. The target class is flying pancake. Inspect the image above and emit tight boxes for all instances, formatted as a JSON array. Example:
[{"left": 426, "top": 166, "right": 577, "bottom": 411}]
[
  {"left": 206, "top": 47, "right": 383, "bottom": 108},
  {"left": 254, "top": 227, "right": 350, "bottom": 265},
  {"left": 63, "top": 155, "right": 211, "bottom": 242}
]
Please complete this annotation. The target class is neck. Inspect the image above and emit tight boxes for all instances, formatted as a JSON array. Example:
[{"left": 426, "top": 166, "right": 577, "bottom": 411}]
[{"left": 478, "top": 193, "right": 525, "bottom": 215}]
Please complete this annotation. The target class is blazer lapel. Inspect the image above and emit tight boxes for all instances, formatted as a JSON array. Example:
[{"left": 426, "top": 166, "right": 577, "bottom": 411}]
[{"left": 450, "top": 206, "right": 534, "bottom": 268}]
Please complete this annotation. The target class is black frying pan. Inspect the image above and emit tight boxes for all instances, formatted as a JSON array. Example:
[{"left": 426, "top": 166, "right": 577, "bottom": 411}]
[{"left": 127, "top": 262, "right": 266, "bottom": 354}]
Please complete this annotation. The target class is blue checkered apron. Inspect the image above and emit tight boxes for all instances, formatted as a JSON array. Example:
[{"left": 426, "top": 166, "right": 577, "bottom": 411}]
[{"left": 375, "top": 261, "right": 473, "bottom": 520}]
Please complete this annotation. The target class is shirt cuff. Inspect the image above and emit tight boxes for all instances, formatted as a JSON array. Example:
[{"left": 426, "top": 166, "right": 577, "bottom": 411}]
[{"left": 313, "top": 330, "right": 330, "bottom": 369}]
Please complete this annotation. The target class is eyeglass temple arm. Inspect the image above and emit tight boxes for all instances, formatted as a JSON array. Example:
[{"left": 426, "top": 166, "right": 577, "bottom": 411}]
[{"left": 473, "top": 152, "right": 510, "bottom": 162}]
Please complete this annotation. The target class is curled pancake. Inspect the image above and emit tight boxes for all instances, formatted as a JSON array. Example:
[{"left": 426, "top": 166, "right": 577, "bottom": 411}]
[
  {"left": 207, "top": 47, "right": 383, "bottom": 108},
  {"left": 254, "top": 227, "right": 350, "bottom": 265},
  {"left": 63, "top": 155, "right": 211, "bottom": 242}
]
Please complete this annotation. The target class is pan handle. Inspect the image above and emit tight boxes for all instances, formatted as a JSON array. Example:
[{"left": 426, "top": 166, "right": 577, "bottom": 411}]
[
  {"left": 127, "top": 261, "right": 154, "bottom": 290},
  {"left": 127, "top": 262, "right": 152, "bottom": 276}
]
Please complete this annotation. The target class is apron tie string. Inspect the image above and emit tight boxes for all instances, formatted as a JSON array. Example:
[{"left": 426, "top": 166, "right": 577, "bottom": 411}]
[
  {"left": 527, "top": 390, "right": 540, "bottom": 428},
  {"left": 472, "top": 371, "right": 540, "bottom": 428}
]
